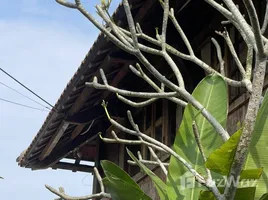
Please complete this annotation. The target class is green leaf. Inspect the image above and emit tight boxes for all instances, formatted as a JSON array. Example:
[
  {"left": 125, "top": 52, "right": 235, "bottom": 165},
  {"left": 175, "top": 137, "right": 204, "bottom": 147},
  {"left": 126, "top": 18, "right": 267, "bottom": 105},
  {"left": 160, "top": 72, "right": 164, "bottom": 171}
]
[
  {"left": 244, "top": 90, "right": 268, "bottom": 199},
  {"left": 259, "top": 193, "right": 268, "bottom": 200},
  {"left": 205, "top": 128, "right": 262, "bottom": 180},
  {"left": 199, "top": 187, "right": 256, "bottom": 200},
  {"left": 101, "top": 160, "right": 151, "bottom": 200},
  {"left": 103, "top": 177, "right": 151, "bottom": 200},
  {"left": 127, "top": 149, "right": 168, "bottom": 200},
  {"left": 205, "top": 129, "right": 242, "bottom": 175},
  {"left": 240, "top": 168, "right": 263, "bottom": 180},
  {"left": 167, "top": 75, "right": 228, "bottom": 200},
  {"left": 204, "top": 90, "right": 268, "bottom": 199},
  {"left": 101, "top": 160, "right": 139, "bottom": 189}
]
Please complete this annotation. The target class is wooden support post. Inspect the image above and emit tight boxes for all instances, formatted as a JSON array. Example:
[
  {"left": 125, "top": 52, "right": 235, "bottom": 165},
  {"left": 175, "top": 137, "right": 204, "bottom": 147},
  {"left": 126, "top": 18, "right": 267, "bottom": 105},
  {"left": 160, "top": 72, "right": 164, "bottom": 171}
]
[
  {"left": 163, "top": 100, "right": 169, "bottom": 145},
  {"left": 92, "top": 137, "right": 100, "bottom": 194}
]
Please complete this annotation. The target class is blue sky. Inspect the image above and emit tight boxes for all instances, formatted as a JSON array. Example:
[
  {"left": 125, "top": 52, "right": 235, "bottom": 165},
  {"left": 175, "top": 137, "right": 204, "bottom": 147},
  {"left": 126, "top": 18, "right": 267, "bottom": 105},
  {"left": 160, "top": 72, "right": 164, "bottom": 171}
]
[{"left": 0, "top": 0, "right": 119, "bottom": 199}]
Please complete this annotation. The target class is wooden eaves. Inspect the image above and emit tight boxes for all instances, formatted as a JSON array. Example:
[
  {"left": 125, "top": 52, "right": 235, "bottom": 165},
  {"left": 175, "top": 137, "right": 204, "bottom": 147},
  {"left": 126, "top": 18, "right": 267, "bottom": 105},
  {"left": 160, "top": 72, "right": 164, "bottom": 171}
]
[{"left": 17, "top": 0, "right": 160, "bottom": 173}]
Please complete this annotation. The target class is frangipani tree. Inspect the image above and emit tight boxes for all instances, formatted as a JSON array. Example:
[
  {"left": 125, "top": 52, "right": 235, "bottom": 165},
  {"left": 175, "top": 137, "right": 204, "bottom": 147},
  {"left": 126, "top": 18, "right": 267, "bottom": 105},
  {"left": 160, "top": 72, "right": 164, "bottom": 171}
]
[{"left": 46, "top": 0, "right": 268, "bottom": 199}]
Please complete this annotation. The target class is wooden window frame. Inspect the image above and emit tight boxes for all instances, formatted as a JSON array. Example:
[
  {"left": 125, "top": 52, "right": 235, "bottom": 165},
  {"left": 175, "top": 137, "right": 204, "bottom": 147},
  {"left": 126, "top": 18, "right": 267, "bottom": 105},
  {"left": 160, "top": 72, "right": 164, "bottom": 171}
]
[{"left": 141, "top": 100, "right": 170, "bottom": 159}]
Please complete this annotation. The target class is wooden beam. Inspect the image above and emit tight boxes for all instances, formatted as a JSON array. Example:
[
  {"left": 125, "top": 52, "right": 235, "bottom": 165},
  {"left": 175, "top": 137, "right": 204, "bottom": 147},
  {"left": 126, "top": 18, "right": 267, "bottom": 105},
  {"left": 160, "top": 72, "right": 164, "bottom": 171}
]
[
  {"left": 69, "top": 55, "right": 113, "bottom": 116},
  {"left": 42, "top": 133, "right": 100, "bottom": 169},
  {"left": 71, "top": 124, "right": 86, "bottom": 140},
  {"left": 35, "top": 0, "right": 159, "bottom": 163},
  {"left": 134, "top": 0, "right": 156, "bottom": 22},
  {"left": 52, "top": 162, "right": 94, "bottom": 173},
  {"left": 66, "top": 106, "right": 104, "bottom": 125},
  {"left": 39, "top": 121, "right": 69, "bottom": 161},
  {"left": 92, "top": 138, "right": 101, "bottom": 194},
  {"left": 38, "top": 56, "right": 115, "bottom": 161}
]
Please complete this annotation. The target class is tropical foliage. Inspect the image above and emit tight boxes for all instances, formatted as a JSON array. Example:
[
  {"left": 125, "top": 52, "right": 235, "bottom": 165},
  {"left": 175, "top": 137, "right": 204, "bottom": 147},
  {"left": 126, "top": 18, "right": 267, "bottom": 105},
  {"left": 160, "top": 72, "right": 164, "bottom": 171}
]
[
  {"left": 98, "top": 75, "right": 268, "bottom": 200},
  {"left": 46, "top": 0, "right": 268, "bottom": 199}
]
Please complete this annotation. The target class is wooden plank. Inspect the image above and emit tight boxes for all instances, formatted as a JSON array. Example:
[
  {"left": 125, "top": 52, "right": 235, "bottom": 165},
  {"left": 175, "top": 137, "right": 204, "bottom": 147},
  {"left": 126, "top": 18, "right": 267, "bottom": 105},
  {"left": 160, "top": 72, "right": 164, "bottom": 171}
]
[
  {"left": 52, "top": 162, "right": 94, "bottom": 173},
  {"left": 163, "top": 100, "right": 169, "bottom": 145},
  {"left": 39, "top": 133, "right": 100, "bottom": 169},
  {"left": 92, "top": 138, "right": 101, "bottom": 194},
  {"left": 39, "top": 121, "right": 69, "bottom": 161},
  {"left": 35, "top": 0, "right": 157, "bottom": 164},
  {"left": 38, "top": 56, "right": 115, "bottom": 161},
  {"left": 66, "top": 106, "right": 103, "bottom": 125},
  {"left": 134, "top": 0, "right": 156, "bottom": 22},
  {"left": 71, "top": 124, "right": 86, "bottom": 140},
  {"left": 68, "top": 55, "right": 112, "bottom": 116}
]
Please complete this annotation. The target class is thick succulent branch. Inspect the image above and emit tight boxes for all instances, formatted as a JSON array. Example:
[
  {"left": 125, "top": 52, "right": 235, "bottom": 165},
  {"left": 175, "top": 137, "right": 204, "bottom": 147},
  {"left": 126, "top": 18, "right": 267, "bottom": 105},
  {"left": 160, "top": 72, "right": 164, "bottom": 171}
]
[{"left": 223, "top": 56, "right": 267, "bottom": 200}]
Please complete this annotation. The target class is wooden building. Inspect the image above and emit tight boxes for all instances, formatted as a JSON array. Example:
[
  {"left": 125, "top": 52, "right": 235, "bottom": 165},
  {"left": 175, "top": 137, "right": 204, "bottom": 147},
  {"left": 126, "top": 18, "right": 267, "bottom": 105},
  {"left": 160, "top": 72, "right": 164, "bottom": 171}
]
[{"left": 17, "top": 0, "right": 268, "bottom": 198}]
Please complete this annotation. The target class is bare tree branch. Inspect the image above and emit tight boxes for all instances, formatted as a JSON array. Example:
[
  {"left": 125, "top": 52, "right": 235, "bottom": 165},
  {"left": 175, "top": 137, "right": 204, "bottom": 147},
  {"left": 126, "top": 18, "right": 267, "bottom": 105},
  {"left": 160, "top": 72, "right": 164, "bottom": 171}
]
[
  {"left": 86, "top": 70, "right": 178, "bottom": 98},
  {"left": 223, "top": 56, "right": 267, "bottom": 199},
  {"left": 261, "top": 0, "right": 268, "bottom": 34},
  {"left": 129, "top": 64, "right": 188, "bottom": 107},
  {"left": 127, "top": 159, "right": 169, "bottom": 167},
  {"left": 117, "top": 94, "right": 158, "bottom": 108},
  {"left": 148, "top": 147, "right": 168, "bottom": 175},
  {"left": 55, "top": 0, "right": 77, "bottom": 8},
  {"left": 46, "top": 168, "right": 111, "bottom": 200},
  {"left": 216, "top": 29, "right": 246, "bottom": 79},
  {"left": 55, "top": 1, "right": 268, "bottom": 200},
  {"left": 211, "top": 37, "right": 225, "bottom": 76},
  {"left": 242, "top": 0, "right": 265, "bottom": 56},
  {"left": 100, "top": 131, "right": 167, "bottom": 153},
  {"left": 192, "top": 121, "right": 212, "bottom": 180},
  {"left": 101, "top": 105, "right": 213, "bottom": 189},
  {"left": 246, "top": 45, "right": 253, "bottom": 80}
]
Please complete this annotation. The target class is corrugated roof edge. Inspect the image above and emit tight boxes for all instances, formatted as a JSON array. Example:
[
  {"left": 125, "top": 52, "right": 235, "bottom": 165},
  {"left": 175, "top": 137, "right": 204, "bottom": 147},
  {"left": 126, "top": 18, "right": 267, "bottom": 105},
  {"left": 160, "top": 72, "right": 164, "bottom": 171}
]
[{"left": 17, "top": 1, "right": 126, "bottom": 167}]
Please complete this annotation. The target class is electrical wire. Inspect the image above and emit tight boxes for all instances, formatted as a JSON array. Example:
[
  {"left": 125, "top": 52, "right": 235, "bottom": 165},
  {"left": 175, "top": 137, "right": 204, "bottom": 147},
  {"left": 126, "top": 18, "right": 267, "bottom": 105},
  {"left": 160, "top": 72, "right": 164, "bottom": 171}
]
[
  {"left": 0, "top": 68, "right": 55, "bottom": 109},
  {"left": 0, "top": 97, "right": 49, "bottom": 112},
  {"left": 0, "top": 81, "right": 51, "bottom": 110}
]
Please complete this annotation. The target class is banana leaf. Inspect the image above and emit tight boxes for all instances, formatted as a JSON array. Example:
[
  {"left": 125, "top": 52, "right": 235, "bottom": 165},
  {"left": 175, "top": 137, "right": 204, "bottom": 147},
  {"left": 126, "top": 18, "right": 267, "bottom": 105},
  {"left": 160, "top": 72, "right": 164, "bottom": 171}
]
[
  {"left": 244, "top": 90, "right": 268, "bottom": 199},
  {"left": 166, "top": 75, "right": 228, "bottom": 200},
  {"left": 101, "top": 160, "right": 151, "bottom": 200},
  {"left": 127, "top": 149, "right": 168, "bottom": 200},
  {"left": 199, "top": 187, "right": 256, "bottom": 200}
]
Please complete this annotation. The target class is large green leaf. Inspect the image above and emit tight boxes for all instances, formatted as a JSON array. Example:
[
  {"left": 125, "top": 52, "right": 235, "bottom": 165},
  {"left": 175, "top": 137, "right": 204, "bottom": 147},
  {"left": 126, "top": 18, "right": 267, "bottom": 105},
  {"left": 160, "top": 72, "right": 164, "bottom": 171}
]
[
  {"left": 205, "top": 129, "right": 263, "bottom": 180},
  {"left": 244, "top": 90, "right": 268, "bottom": 199},
  {"left": 167, "top": 75, "right": 228, "bottom": 200},
  {"left": 103, "top": 177, "right": 151, "bottom": 200},
  {"left": 127, "top": 149, "right": 168, "bottom": 200},
  {"left": 260, "top": 193, "right": 268, "bottom": 200},
  {"left": 101, "top": 160, "right": 151, "bottom": 200},
  {"left": 205, "top": 129, "right": 242, "bottom": 175},
  {"left": 199, "top": 187, "right": 256, "bottom": 200},
  {"left": 101, "top": 160, "right": 139, "bottom": 189}
]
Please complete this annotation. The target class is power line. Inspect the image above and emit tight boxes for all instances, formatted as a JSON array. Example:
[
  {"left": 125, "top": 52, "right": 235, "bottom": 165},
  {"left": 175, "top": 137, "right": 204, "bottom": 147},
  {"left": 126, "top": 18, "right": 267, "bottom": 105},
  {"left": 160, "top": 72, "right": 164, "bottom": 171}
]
[
  {"left": 0, "top": 81, "right": 51, "bottom": 111},
  {"left": 0, "top": 68, "right": 55, "bottom": 109},
  {"left": 0, "top": 97, "right": 49, "bottom": 112}
]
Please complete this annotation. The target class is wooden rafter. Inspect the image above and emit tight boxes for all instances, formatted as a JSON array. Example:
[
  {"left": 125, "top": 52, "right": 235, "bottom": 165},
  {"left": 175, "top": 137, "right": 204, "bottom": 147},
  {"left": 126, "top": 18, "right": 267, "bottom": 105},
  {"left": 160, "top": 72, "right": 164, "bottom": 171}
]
[
  {"left": 36, "top": 0, "right": 159, "bottom": 164},
  {"left": 39, "top": 121, "right": 69, "bottom": 161}
]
